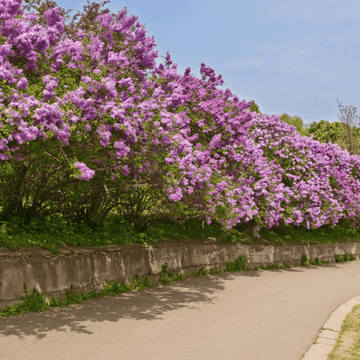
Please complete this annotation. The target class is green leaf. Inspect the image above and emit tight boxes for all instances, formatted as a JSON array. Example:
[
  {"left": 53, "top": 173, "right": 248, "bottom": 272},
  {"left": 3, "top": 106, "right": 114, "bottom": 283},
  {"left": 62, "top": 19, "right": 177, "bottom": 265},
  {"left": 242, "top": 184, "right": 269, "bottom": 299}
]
[{"left": 0, "top": 162, "right": 15, "bottom": 176}]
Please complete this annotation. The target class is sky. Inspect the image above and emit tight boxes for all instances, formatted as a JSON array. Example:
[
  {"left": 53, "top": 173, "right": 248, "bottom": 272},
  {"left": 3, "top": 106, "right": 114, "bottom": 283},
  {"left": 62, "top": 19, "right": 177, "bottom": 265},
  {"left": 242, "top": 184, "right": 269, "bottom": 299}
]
[{"left": 19, "top": 0, "right": 360, "bottom": 129}]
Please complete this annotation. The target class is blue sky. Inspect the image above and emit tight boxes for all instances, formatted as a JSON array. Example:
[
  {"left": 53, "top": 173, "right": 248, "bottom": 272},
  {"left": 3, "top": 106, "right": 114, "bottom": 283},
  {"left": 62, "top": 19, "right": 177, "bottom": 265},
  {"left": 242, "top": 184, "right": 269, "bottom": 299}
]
[{"left": 21, "top": 0, "right": 360, "bottom": 128}]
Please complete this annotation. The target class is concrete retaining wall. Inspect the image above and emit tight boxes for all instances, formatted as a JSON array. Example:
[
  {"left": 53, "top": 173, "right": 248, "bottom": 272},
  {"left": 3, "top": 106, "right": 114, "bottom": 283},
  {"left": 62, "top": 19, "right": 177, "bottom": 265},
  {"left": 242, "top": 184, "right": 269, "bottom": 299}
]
[{"left": 1, "top": 238, "right": 359, "bottom": 311}]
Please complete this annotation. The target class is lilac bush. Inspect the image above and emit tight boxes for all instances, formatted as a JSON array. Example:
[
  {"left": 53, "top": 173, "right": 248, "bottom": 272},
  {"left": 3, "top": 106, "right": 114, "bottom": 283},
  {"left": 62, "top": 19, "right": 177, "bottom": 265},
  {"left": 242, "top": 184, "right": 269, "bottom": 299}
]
[
  {"left": 247, "top": 100, "right": 309, "bottom": 137},
  {"left": 0, "top": 0, "right": 360, "bottom": 238},
  {"left": 246, "top": 114, "right": 360, "bottom": 232},
  {"left": 0, "top": 0, "right": 262, "bottom": 233},
  {"left": 0, "top": 1, "right": 173, "bottom": 230}
]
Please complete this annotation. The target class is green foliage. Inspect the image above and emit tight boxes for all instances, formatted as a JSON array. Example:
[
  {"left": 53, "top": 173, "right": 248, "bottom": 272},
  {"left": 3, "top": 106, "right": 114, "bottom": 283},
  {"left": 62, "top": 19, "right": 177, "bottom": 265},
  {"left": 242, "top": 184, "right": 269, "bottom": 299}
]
[
  {"left": 302, "top": 120, "right": 360, "bottom": 156},
  {"left": 277, "top": 113, "right": 306, "bottom": 136},
  {"left": 301, "top": 254, "right": 309, "bottom": 266},
  {"left": 248, "top": 100, "right": 263, "bottom": 116}
]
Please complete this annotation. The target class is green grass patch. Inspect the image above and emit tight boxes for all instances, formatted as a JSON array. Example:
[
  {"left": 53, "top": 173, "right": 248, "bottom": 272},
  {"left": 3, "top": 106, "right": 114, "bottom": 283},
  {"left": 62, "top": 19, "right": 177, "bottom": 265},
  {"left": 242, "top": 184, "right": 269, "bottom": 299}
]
[{"left": 0, "top": 198, "right": 360, "bottom": 255}]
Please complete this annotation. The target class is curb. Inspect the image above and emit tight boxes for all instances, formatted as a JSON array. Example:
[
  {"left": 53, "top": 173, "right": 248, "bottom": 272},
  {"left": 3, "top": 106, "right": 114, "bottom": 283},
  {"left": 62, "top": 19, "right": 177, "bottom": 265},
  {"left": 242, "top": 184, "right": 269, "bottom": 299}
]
[{"left": 301, "top": 295, "right": 360, "bottom": 360}]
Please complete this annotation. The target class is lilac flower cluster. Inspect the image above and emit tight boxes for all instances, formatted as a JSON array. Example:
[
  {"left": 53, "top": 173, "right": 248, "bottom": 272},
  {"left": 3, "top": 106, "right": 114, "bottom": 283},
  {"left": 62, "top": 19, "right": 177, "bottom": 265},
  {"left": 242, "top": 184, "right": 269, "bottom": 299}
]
[{"left": 0, "top": 0, "right": 360, "bottom": 237}]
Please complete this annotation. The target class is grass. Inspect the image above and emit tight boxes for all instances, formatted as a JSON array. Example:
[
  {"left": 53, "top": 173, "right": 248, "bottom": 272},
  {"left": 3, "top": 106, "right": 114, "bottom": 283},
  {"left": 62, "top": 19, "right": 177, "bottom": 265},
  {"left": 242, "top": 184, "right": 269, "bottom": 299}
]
[
  {"left": 326, "top": 302, "right": 360, "bottom": 360},
  {"left": 1, "top": 194, "right": 360, "bottom": 256}
]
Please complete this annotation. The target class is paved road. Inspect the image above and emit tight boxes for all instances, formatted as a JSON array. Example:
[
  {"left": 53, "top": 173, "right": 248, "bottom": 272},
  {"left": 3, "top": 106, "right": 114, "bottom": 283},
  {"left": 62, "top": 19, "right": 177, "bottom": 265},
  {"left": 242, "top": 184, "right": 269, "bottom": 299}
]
[{"left": 1, "top": 261, "right": 360, "bottom": 360}]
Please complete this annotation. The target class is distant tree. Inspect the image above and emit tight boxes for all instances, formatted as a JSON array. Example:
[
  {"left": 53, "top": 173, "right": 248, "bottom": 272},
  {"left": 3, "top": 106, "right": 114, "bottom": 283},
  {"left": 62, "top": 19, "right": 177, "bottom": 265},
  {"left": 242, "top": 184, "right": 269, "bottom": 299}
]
[
  {"left": 300, "top": 100, "right": 360, "bottom": 157},
  {"left": 277, "top": 113, "right": 306, "bottom": 136},
  {"left": 335, "top": 98, "right": 360, "bottom": 156},
  {"left": 301, "top": 119, "right": 360, "bottom": 156},
  {"left": 248, "top": 100, "right": 263, "bottom": 116}
]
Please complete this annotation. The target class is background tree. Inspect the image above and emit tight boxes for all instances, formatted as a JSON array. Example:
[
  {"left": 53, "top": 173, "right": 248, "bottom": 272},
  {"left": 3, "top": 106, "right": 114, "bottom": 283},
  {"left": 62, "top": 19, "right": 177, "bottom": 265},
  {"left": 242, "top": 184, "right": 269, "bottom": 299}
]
[
  {"left": 300, "top": 101, "right": 360, "bottom": 157},
  {"left": 248, "top": 100, "right": 262, "bottom": 116},
  {"left": 302, "top": 120, "right": 353, "bottom": 150},
  {"left": 277, "top": 113, "right": 306, "bottom": 135},
  {"left": 335, "top": 98, "right": 360, "bottom": 156}
]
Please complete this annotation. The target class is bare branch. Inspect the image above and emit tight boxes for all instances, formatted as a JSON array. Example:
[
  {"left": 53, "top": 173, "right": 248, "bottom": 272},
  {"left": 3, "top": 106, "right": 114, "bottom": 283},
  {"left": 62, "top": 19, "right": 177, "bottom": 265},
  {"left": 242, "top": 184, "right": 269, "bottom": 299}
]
[{"left": 336, "top": 98, "right": 360, "bottom": 156}]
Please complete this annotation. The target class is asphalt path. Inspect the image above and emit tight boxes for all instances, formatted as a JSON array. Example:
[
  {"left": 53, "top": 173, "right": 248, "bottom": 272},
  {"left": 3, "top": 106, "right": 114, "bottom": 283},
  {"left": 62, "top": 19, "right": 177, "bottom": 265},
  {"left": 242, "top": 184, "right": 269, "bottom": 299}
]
[{"left": 1, "top": 260, "right": 360, "bottom": 360}]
